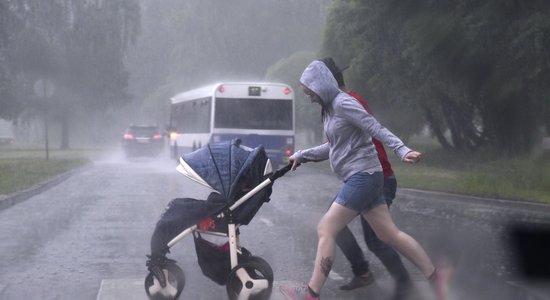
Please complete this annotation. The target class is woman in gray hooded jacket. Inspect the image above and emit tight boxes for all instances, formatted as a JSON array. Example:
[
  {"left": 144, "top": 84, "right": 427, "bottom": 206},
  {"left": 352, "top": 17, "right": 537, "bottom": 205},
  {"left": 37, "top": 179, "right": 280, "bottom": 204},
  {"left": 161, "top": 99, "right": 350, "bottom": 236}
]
[{"left": 279, "top": 61, "right": 448, "bottom": 300}]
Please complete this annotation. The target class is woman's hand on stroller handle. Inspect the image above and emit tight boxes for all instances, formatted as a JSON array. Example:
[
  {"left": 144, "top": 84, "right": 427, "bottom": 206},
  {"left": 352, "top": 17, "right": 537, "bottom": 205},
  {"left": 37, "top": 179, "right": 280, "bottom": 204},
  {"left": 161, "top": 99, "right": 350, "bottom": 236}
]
[
  {"left": 288, "top": 152, "right": 302, "bottom": 171},
  {"left": 290, "top": 160, "right": 301, "bottom": 171}
]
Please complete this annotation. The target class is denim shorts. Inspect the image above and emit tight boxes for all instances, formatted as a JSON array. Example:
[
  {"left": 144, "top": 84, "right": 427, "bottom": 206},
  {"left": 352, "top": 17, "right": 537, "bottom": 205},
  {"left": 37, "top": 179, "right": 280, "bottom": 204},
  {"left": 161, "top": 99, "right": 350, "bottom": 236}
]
[{"left": 335, "top": 171, "right": 385, "bottom": 213}]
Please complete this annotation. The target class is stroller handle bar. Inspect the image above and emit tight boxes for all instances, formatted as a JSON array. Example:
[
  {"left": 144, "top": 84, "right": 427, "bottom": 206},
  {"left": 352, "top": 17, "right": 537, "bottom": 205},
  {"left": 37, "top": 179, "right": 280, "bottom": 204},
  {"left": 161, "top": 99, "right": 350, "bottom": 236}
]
[{"left": 269, "top": 162, "right": 293, "bottom": 181}]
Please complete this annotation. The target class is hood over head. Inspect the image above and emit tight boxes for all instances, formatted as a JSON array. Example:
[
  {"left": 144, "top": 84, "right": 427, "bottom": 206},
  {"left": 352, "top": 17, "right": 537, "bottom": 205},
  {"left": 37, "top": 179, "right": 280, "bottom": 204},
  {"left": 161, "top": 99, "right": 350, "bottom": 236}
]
[{"left": 300, "top": 60, "right": 341, "bottom": 108}]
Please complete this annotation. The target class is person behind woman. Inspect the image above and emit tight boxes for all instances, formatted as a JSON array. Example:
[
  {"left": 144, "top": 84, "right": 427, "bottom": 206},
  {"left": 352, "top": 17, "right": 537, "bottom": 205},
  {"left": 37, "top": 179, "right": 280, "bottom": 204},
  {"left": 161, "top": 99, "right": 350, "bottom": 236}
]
[{"left": 279, "top": 60, "right": 448, "bottom": 300}]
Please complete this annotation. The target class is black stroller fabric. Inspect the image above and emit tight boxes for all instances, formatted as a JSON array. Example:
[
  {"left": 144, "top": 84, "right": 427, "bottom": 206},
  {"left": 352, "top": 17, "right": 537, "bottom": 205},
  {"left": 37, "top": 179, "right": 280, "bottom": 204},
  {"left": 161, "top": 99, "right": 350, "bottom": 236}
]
[
  {"left": 194, "top": 233, "right": 249, "bottom": 285},
  {"left": 182, "top": 140, "right": 251, "bottom": 199},
  {"left": 150, "top": 197, "right": 226, "bottom": 255},
  {"left": 180, "top": 139, "right": 272, "bottom": 225},
  {"left": 194, "top": 233, "right": 230, "bottom": 285},
  {"left": 150, "top": 139, "right": 273, "bottom": 256}
]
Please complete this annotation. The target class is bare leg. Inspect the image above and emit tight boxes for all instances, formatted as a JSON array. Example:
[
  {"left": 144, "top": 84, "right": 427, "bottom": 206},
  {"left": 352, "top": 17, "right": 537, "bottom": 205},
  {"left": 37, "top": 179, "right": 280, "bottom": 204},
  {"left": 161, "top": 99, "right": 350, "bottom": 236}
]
[
  {"left": 363, "top": 204, "right": 435, "bottom": 277},
  {"left": 308, "top": 202, "right": 357, "bottom": 293}
]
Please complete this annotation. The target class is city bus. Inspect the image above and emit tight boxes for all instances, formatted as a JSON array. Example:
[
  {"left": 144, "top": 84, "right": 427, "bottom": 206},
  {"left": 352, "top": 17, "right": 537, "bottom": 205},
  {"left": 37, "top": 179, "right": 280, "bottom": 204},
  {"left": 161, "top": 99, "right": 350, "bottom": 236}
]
[{"left": 168, "top": 82, "right": 295, "bottom": 166}]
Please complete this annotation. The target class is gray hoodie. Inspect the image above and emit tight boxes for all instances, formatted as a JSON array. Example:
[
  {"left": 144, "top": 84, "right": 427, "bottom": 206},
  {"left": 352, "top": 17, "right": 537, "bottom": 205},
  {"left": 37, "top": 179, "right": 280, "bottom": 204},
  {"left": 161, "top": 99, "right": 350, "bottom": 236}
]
[{"left": 294, "top": 60, "right": 412, "bottom": 181}]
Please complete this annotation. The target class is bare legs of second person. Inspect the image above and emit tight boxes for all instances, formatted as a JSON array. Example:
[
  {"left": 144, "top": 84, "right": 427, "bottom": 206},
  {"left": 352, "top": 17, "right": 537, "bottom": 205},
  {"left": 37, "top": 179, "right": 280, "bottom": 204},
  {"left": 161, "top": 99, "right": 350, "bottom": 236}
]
[
  {"left": 364, "top": 204, "right": 450, "bottom": 300},
  {"left": 363, "top": 204, "right": 435, "bottom": 277},
  {"left": 307, "top": 202, "right": 446, "bottom": 299}
]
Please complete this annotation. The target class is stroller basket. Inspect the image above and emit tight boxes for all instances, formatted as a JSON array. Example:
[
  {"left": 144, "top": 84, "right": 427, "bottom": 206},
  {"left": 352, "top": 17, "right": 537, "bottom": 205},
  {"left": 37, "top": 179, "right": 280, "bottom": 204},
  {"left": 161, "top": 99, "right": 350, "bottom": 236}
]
[{"left": 194, "top": 233, "right": 249, "bottom": 285}]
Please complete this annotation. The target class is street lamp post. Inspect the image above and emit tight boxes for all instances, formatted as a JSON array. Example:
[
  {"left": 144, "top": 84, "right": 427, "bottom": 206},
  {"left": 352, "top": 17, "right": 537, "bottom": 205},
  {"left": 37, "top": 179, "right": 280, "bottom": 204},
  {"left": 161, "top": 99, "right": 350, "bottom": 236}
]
[{"left": 33, "top": 79, "right": 55, "bottom": 160}]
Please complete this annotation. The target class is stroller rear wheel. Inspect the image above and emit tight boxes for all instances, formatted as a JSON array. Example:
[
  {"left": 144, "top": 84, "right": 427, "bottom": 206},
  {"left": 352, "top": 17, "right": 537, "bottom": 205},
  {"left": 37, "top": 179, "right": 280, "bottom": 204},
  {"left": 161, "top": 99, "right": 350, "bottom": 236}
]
[
  {"left": 226, "top": 256, "right": 273, "bottom": 300},
  {"left": 145, "top": 263, "right": 185, "bottom": 300}
]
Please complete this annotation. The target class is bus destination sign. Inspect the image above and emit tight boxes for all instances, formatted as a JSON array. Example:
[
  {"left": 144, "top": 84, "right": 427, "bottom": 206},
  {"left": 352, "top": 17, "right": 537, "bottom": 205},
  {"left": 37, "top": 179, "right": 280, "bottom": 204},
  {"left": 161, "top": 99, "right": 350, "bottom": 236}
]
[{"left": 248, "top": 86, "right": 261, "bottom": 96}]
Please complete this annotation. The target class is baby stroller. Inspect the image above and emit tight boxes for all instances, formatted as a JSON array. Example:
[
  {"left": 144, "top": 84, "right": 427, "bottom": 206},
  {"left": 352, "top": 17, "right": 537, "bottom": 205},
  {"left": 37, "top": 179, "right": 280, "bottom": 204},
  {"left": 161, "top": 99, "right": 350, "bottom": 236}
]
[{"left": 144, "top": 139, "right": 292, "bottom": 300}]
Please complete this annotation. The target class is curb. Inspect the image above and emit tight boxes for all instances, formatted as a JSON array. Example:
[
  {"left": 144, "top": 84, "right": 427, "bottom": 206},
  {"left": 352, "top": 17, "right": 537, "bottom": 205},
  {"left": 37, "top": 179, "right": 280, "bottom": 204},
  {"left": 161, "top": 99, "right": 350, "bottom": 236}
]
[
  {"left": 0, "top": 163, "right": 92, "bottom": 211},
  {"left": 399, "top": 188, "right": 550, "bottom": 210}
]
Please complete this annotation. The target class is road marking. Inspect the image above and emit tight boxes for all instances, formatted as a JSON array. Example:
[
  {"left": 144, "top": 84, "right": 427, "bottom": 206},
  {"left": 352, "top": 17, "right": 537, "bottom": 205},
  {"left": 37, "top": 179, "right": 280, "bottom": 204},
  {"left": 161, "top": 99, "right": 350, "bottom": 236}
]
[
  {"left": 96, "top": 278, "right": 440, "bottom": 300},
  {"left": 96, "top": 279, "right": 147, "bottom": 300},
  {"left": 97, "top": 278, "right": 291, "bottom": 300}
]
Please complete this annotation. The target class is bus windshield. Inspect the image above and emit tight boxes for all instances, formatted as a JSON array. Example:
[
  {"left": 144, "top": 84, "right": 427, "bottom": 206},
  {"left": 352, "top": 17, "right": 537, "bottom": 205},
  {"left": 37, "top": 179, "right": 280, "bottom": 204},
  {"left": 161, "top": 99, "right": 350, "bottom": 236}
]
[{"left": 214, "top": 98, "right": 293, "bottom": 130}]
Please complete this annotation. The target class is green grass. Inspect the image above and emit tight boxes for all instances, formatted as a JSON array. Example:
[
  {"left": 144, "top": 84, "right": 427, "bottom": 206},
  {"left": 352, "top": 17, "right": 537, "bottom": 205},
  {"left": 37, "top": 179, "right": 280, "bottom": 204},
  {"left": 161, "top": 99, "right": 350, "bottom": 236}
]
[
  {"left": 0, "top": 147, "right": 97, "bottom": 195},
  {"left": 390, "top": 145, "right": 550, "bottom": 204},
  {"left": 305, "top": 135, "right": 550, "bottom": 204}
]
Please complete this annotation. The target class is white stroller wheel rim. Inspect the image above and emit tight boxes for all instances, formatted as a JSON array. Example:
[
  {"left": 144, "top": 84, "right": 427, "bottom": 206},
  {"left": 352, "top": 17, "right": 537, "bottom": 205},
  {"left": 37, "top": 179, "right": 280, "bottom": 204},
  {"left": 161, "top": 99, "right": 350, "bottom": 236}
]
[
  {"left": 226, "top": 256, "right": 273, "bottom": 300},
  {"left": 148, "top": 270, "right": 179, "bottom": 297},
  {"left": 144, "top": 263, "right": 185, "bottom": 300},
  {"left": 235, "top": 268, "right": 269, "bottom": 299}
]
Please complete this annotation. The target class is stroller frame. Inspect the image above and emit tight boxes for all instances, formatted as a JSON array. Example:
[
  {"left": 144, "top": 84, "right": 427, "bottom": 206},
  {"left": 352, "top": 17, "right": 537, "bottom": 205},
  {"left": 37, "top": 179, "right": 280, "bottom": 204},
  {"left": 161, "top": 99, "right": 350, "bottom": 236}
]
[
  {"left": 166, "top": 174, "right": 277, "bottom": 269},
  {"left": 145, "top": 140, "right": 291, "bottom": 300}
]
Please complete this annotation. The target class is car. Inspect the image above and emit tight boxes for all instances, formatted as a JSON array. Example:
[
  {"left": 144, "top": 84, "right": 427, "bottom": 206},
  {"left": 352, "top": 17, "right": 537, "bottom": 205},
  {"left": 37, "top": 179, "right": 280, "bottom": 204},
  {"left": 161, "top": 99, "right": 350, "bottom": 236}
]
[{"left": 122, "top": 125, "right": 164, "bottom": 157}]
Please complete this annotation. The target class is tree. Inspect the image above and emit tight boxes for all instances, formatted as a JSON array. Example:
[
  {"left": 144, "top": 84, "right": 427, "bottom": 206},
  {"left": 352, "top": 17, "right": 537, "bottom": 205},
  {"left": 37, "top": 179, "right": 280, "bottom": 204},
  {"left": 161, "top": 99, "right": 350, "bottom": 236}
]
[
  {"left": 126, "top": 0, "right": 331, "bottom": 131},
  {"left": 265, "top": 51, "right": 323, "bottom": 146},
  {"left": 322, "top": 0, "right": 550, "bottom": 153},
  {"left": 0, "top": 0, "right": 141, "bottom": 148},
  {"left": 58, "top": 0, "right": 140, "bottom": 148},
  {"left": 321, "top": 0, "right": 424, "bottom": 141},
  {"left": 0, "top": 1, "right": 32, "bottom": 121}
]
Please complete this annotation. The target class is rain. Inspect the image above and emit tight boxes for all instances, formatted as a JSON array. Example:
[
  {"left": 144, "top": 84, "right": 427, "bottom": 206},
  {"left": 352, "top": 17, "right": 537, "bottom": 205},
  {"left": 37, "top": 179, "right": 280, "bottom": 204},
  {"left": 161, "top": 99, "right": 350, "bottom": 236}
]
[{"left": 0, "top": 1, "right": 549, "bottom": 300}]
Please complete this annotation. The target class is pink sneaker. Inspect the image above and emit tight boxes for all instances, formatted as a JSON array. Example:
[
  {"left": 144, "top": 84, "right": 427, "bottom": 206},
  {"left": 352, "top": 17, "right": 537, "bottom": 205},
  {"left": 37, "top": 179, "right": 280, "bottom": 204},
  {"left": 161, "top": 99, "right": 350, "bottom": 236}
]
[
  {"left": 430, "top": 265, "right": 453, "bottom": 300},
  {"left": 279, "top": 283, "right": 320, "bottom": 300}
]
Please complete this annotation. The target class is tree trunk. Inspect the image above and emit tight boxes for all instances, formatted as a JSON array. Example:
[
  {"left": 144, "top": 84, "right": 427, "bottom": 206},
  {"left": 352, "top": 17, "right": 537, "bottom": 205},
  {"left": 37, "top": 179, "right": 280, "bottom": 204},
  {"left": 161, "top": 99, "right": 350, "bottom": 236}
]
[
  {"left": 422, "top": 105, "right": 452, "bottom": 149},
  {"left": 60, "top": 112, "right": 70, "bottom": 150}
]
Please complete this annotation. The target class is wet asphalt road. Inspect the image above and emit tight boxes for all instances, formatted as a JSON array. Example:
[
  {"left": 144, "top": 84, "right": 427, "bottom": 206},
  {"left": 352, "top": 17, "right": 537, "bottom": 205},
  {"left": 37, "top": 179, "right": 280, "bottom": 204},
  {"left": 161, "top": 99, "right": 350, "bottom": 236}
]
[{"left": 0, "top": 152, "right": 549, "bottom": 300}]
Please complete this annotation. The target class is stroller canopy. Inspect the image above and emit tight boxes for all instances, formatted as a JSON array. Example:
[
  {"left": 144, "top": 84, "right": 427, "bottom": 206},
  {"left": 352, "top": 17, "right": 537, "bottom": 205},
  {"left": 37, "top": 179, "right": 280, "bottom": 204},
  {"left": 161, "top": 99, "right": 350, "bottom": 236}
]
[{"left": 176, "top": 139, "right": 273, "bottom": 202}]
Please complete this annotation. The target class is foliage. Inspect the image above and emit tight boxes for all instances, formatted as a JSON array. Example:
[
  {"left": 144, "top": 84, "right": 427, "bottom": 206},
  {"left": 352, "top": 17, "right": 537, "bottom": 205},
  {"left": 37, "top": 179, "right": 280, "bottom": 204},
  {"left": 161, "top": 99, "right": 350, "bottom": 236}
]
[
  {"left": 265, "top": 51, "right": 324, "bottom": 146},
  {"left": 126, "top": 0, "right": 332, "bottom": 127},
  {"left": 0, "top": 1, "right": 25, "bottom": 120},
  {"left": 63, "top": 1, "right": 140, "bottom": 110},
  {"left": 322, "top": 0, "right": 550, "bottom": 153},
  {"left": 0, "top": 0, "right": 140, "bottom": 148},
  {"left": 139, "top": 83, "right": 178, "bottom": 126}
]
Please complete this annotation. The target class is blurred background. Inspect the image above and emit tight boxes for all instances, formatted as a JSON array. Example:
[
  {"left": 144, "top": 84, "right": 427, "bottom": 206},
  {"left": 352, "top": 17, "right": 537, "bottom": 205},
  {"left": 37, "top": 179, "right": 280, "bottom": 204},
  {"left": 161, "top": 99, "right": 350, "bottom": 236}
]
[
  {"left": 1, "top": 2, "right": 549, "bottom": 299},
  {"left": 0, "top": 0, "right": 549, "bottom": 200}
]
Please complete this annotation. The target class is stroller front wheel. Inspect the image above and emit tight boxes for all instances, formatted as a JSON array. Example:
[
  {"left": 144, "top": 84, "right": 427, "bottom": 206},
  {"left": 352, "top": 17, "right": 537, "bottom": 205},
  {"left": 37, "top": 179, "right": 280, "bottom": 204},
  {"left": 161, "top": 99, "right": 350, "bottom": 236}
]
[
  {"left": 145, "top": 263, "right": 185, "bottom": 300},
  {"left": 226, "top": 256, "right": 273, "bottom": 300}
]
